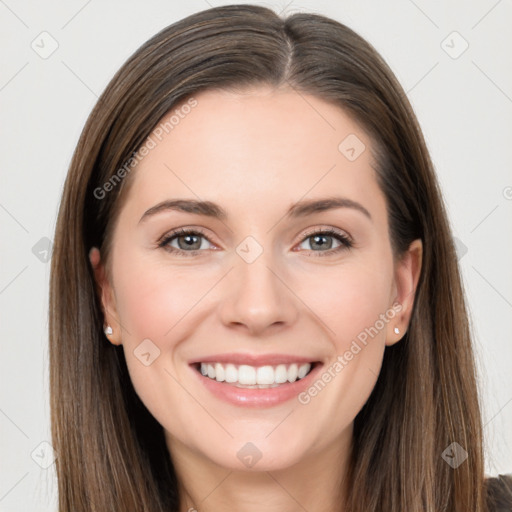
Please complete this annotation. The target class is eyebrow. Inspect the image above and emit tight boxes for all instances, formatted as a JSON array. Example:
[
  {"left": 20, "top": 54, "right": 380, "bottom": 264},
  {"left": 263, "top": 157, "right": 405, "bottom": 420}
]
[{"left": 138, "top": 196, "right": 372, "bottom": 224}]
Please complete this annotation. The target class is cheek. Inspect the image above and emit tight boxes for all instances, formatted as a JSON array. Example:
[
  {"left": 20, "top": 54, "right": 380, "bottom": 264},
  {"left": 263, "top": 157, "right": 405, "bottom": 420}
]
[
  {"left": 294, "top": 255, "right": 393, "bottom": 405},
  {"left": 111, "top": 256, "right": 214, "bottom": 430},
  {"left": 113, "top": 253, "right": 214, "bottom": 342},
  {"left": 297, "top": 257, "right": 394, "bottom": 346},
  {"left": 295, "top": 262, "right": 392, "bottom": 432},
  {"left": 110, "top": 253, "right": 220, "bottom": 408}
]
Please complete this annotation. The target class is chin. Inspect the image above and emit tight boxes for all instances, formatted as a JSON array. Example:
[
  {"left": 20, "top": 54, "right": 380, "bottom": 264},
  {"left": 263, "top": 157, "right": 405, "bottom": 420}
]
[{"left": 197, "top": 436, "right": 309, "bottom": 472}]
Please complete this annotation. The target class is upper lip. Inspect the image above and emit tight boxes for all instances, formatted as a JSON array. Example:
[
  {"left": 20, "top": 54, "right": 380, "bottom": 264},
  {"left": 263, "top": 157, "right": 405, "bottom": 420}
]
[{"left": 189, "top": 353, "right": 321, "bottom": 367}]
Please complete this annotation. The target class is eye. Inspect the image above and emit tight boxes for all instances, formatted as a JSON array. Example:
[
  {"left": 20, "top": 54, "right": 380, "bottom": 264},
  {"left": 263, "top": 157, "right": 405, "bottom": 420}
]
[
  {"left": 158, "top": 228, "right": 214, "bottom": 255},
  {"left": 296, "top": 228, "right": 353, "bottom": 257},
  {"left": 158, "top": 227, "right": 353, "bottom": 257}
]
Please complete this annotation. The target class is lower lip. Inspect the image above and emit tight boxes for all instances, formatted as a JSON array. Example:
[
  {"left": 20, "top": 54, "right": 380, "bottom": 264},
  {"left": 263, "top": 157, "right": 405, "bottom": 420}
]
[{"left": 190, "top": 363, "right": 323, "bottom": 408}]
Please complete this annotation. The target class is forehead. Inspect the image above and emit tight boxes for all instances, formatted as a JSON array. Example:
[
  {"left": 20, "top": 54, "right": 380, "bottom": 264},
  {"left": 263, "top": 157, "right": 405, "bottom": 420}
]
[{"left": 121, "top": 86, "right": 385, "bottom": 224}]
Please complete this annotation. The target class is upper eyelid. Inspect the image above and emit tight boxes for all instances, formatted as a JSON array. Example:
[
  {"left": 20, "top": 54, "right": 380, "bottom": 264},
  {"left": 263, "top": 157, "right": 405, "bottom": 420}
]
[{"left": 300, "top": 226, "right": 352, "bottom": 242}]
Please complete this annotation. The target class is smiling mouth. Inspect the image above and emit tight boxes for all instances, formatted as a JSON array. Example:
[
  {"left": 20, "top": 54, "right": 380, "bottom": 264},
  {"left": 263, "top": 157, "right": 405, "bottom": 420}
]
[{"left": 192, "top": 361, "right": 319, "bottom": 388}]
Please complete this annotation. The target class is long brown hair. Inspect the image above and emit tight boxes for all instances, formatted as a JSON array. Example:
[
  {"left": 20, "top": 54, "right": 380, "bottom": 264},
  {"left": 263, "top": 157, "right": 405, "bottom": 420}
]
[{"left": 49, "top": 4, "right": 487, "bottom": 510}]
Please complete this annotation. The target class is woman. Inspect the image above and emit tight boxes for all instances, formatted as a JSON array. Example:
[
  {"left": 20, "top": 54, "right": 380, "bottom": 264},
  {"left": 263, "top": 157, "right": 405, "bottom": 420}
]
[{"left": 49, "top": 4, "right": 511, "bottom": 511}]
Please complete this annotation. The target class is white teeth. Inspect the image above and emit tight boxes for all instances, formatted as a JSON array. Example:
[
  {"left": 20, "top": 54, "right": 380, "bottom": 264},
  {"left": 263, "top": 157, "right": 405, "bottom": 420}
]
[
  {"left": 287, "top": 363, "right": 298, "bottom": 383},
  {"left": 256, "top": 366, "right": 274, "bottom": 385},
  {"left": 215, "top": 363, "right": 225, "bottom": 382},
  {"left": 225, "top": 364, "right": 237, "bottom": 383},
  {"left": 275, "top": 364, "right": 288, "bottom": 384},
  {"left": 238, "top": 365, "right": 256, "bottom": 385},
  {"left": 197, "top": 362, "right": 312, "bottom": 385},
  {"left": 298, "top": 363, "right": 310, "bottom": 379}
]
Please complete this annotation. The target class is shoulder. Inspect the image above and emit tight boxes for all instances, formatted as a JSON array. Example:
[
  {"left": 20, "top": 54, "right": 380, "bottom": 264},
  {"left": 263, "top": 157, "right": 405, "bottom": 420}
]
[{"left": 485, "top": 473, "right": 512, "bottom": 511}]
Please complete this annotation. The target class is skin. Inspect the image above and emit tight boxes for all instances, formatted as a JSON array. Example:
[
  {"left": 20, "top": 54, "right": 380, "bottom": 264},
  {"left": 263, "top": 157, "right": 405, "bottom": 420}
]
[{"left": 89, "top": 85, "right": 422, "bottom": 512}]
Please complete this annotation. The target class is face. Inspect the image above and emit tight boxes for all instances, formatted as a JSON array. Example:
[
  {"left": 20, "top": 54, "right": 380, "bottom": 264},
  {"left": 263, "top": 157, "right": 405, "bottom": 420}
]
[{"left": 90, "top": 85, "right": 422, "bottom": 472}]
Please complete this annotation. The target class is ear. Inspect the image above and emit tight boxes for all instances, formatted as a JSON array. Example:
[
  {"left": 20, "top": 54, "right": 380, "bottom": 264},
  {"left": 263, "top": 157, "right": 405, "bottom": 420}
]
[
  {"left": 89, "top": 247, "right": 122, "bottom": 345},
  {"left": 386, "top": 238, "right": 423, "bottom": 346}
]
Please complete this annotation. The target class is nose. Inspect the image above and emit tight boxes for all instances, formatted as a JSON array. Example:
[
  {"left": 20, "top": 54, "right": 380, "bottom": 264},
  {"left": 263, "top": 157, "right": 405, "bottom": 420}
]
[{"left": 218, "top": 251, "right": 299, "bottom": 336}]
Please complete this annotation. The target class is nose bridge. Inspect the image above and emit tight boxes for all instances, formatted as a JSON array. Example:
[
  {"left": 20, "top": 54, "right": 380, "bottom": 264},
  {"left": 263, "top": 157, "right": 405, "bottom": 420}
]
[{"left": 218, "top": 240, "right": 298, "bottom": 334}]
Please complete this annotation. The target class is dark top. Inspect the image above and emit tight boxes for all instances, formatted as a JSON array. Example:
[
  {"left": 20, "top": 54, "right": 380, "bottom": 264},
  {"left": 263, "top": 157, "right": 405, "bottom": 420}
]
[{"left": 486, "top": 473, "right": 512, "bottom": 511}]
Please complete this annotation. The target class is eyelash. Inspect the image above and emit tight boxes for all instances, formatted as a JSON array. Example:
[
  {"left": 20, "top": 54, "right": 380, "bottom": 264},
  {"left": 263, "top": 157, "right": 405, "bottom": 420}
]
[{"left": 157, "top": 227, "right": 353, "bottom": 257}]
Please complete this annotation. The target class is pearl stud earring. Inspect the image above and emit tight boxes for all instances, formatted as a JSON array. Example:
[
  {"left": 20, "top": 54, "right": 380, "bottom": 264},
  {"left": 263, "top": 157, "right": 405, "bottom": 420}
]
[
  {"left": 394, "top": 327, "right": 400, "bottom": 334},
  {"left": 104, "top": 325, "right": 113, "bottom": 336}
]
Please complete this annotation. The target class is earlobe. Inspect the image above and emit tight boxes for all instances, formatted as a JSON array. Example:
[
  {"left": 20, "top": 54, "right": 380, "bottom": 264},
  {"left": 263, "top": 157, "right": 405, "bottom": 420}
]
[
  {"left": 89, "top": 246, "right": 101, "bottom": 269},
  {"left": 386, "top": 239, "right": 423, "bottom": 346},
  {"left": 89, "top": 247, "right": 122, "bottom": 345}
]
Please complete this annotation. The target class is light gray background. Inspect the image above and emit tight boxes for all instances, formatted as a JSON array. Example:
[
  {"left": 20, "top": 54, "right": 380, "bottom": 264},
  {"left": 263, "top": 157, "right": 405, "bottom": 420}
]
[{"left": 1, "top": 1, "right": 511, "bottom": 510}]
